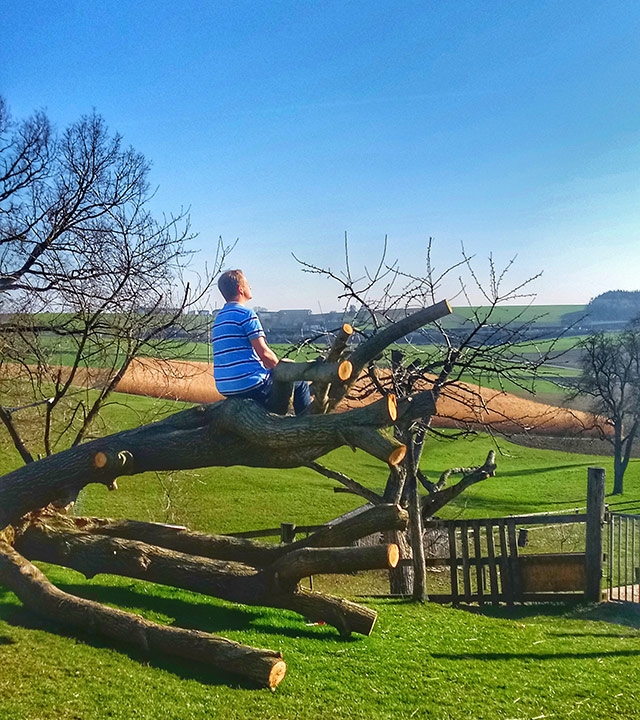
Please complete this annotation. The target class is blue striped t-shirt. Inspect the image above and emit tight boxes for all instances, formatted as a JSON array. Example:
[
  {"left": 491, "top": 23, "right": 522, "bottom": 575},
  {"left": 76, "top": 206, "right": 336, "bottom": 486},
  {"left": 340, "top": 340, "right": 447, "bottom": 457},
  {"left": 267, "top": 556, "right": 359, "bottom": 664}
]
[{"left": 212, "top": 303, "right": 269, "bottom": 395}]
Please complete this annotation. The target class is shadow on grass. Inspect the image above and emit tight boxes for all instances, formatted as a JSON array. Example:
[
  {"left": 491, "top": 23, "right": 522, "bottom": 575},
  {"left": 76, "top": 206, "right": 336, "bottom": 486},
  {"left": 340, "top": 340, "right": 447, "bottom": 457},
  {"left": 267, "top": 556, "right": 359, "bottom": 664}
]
[
  {"left": 455, "top": 600, "right": 640, "bottom": 630},
  {"left": 430, "top": 648, "right": 640, "bottom": 661},
  {"left": 501, "top": 462, "right": 595, "bottom": 478},
  {"left": 56, "top": 579, "right": 355, "bottom": 642}
]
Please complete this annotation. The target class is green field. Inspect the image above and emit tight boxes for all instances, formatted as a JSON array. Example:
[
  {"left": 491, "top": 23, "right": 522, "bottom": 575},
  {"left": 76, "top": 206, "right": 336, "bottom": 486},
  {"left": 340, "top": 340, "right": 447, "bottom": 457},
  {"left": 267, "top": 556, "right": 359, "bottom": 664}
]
[
  {"left": 441, "top": 304, "right": 585, "bottom": 328},
  {"left": 1, "top": 387, "right": 639, "bottom": 719}
]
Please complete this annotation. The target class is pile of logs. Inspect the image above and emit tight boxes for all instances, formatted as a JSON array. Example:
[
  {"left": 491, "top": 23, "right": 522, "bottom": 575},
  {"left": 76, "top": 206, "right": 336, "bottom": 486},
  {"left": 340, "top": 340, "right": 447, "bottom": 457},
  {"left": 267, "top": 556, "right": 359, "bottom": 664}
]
[{"left": 2, "top": 503, "right": 407, "bottom": 689}]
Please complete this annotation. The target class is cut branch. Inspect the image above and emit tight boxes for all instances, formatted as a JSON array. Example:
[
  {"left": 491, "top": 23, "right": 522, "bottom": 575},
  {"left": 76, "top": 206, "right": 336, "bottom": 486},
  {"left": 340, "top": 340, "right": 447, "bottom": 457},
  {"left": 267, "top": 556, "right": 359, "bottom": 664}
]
[
  {"left": 311, "top": 323, "right": 355, "bottom": 413},
  {"left": 328, "top": 300, "right": 452, "bottom": 408},
  {"left": 270, "top": 544, "right": 398, "bottom": 593},
  {"left": 0, "top": 540, "right": 286, "bottom": 689},
  {"left": 272, "top": 358, "right": 352, "bottom": 384}
]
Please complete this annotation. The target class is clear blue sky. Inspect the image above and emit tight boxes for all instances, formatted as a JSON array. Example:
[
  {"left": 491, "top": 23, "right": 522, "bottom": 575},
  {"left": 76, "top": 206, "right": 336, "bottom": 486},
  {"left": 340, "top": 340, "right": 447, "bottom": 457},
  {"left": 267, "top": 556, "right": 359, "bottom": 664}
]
[{"left": 3, "top": 1, "right": 639, "bottom": 310}]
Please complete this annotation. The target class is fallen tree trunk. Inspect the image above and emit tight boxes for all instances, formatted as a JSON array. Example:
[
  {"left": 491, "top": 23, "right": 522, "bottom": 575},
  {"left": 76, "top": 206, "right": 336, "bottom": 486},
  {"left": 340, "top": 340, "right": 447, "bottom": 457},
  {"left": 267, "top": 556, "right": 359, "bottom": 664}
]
[
  {"left": 0, "top": 388, "right": 436, "bottom": 531},
  {"left": 23, "top": 503, "right": 408, "bottom": 568},
  {"left": 14, "top": 508, "right": 403, "bottom": 637},
  {"left": 0, "top": 540, "right": 287, "bottom": 689}
]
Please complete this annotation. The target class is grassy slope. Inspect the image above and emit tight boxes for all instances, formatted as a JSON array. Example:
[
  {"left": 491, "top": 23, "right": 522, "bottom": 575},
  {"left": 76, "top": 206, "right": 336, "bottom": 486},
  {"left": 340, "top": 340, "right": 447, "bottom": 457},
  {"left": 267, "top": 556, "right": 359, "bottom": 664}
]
[
  {"left": 0, "top": 585, "right": 638, "bottom": 720},
  {"left": 2, "top": 391, "right": 640, "bottom": 719}
]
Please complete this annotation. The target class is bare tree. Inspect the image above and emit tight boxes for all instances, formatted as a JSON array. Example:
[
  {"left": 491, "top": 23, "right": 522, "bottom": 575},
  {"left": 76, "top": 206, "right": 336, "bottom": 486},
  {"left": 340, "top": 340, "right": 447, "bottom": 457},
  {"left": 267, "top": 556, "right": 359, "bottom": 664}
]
[
  {"left": 571, "top": 329, "right": 640, "bottom": 494},
  {"left": 0, "top": 99, "right": 226, "bottom": 461},
  {"left": 296, "top": 237, "right": 566, "bottom": 597}
]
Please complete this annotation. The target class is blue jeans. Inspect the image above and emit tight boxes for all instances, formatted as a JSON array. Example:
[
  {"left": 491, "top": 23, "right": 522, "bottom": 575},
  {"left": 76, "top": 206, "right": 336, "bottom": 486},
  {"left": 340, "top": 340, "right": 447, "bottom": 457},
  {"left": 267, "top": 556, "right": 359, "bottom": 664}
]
[{"left": 236, "top": 372, "right": 311, "bottom": 415}]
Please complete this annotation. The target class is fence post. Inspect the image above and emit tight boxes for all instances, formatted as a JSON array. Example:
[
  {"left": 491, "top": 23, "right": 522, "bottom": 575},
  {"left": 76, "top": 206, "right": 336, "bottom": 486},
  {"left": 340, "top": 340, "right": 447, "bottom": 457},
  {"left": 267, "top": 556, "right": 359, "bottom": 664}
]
[
  {"left": 585, "top": 467, "right": 606, "bottom": 602},
  {"left": 280, "top": 522, "right": 296, "bottom": 544}
]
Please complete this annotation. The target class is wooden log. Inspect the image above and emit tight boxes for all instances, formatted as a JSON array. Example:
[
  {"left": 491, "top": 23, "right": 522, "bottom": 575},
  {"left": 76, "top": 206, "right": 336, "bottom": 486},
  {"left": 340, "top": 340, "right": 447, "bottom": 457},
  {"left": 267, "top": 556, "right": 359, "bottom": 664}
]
[
  {"left": 0, "top": 540, "right": 286, "bottom": 689},
  {"left": 270, "top": 544, "right": 399, "bottom": 592},
  {"left": 0, "top": 389, "right": 436, "bottom": 530},
  {"left": 272, "top": 358, "right": 352, "bottom": 384},
  {"left": 284, "top": 588, "right": 378, "bottom": 637},
  {"left": 15, "top": 519, "right": 381, "bottom": 636}
]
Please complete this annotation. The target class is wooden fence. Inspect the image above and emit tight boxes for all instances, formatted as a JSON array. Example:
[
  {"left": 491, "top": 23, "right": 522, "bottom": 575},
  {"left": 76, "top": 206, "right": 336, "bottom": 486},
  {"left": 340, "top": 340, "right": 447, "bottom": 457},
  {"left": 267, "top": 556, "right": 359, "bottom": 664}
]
[
  {"left": 226, "top": 468, "right": 610, "bottom": 605},
  {"left": 421, "top": 513, "right": 588, "bottom": 605},
  {"left": 421, "top": 467, "right": 606, "bottom": 605}
]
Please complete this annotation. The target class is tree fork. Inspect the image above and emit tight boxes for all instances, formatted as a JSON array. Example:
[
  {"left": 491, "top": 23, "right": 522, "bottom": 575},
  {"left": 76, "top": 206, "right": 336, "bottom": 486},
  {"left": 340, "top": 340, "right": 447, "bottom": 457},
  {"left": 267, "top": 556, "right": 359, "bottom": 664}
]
[{"left": 0, "top": 541, "right": 287, "bottom": 689}]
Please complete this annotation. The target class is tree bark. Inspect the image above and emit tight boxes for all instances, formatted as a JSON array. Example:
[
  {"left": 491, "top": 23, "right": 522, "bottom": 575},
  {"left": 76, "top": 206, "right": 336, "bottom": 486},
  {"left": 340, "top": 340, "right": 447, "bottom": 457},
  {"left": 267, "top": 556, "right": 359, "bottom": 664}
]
[
  {"left": 0, "top": 391, "right": 438, "bottom": 530},
  {"left": 15, "top": 513, "right": 401, "bottom": 637},
  {"left": 0, "top": 540, "right": 287, "bottom": 689}
]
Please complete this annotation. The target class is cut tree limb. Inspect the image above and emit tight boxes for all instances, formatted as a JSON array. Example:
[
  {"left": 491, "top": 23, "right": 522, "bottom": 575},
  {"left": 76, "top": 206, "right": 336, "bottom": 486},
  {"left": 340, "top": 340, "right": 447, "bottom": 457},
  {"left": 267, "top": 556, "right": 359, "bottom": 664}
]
[
  {"left": 311, "top": 323, "right": 355, "bottom": 413},
  {"left": 272, "top": 358, "right": 352, "bottom": 384},
  {"left": 270, "top": 544, "right": 399, "bottom": 593},
  {"left": 0, "top": 540, "right": 286, "bottom": 689},
  {"left": 328, "top": 301, "right": 452, "bottom": 409}
]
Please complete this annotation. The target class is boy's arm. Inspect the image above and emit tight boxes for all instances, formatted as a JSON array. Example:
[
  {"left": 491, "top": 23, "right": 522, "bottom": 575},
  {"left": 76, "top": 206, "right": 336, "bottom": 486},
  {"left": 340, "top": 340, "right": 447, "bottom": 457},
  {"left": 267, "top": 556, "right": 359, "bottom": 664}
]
[{"left": 251, "top": 336, "right": 279, "bottom": 369}]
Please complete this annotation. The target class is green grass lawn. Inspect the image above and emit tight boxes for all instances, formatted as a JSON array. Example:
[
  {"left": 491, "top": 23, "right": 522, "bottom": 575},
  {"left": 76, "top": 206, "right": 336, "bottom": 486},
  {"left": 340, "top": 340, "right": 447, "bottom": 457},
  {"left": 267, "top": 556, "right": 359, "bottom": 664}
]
[
  {"left": 2, "top": 391, "right": 640, "bottom": 718},
  {"left": 0, "top": 581, "right": 638, "bottom": 719}
]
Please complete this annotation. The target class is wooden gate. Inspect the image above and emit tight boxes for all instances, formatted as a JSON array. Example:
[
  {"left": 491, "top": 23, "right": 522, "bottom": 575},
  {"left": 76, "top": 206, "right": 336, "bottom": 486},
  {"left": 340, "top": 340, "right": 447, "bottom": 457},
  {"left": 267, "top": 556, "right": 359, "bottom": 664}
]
[
  {"left": 607, "top": 512, "right": 640, "bottom": 603},
  {"left": 424, "top": 513, "right": 588, "bottom": 606}
]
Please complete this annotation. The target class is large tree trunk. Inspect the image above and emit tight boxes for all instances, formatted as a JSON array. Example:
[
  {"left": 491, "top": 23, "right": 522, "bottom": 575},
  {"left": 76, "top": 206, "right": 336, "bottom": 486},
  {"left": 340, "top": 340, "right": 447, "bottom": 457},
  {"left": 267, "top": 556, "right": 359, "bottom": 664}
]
[
  {"left": 613, "top": 422, "right": 625, "bottom": 495},
  {"left": 0, "top": 391, "right": 438, "bottom": 531}
]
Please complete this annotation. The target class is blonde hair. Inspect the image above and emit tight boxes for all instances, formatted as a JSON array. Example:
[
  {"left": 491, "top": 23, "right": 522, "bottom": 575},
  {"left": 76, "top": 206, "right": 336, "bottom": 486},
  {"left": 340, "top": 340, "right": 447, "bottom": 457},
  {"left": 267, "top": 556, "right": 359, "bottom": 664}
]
[{"left": 217, "top": 269, "right": 245, "bottom": 301}]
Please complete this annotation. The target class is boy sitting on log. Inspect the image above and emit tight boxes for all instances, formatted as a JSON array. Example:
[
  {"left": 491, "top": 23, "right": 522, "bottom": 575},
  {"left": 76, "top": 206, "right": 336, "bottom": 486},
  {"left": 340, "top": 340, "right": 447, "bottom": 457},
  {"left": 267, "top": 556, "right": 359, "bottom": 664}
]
[{"left": 212, "top": 269, "right": 311, "bottom": 415}]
